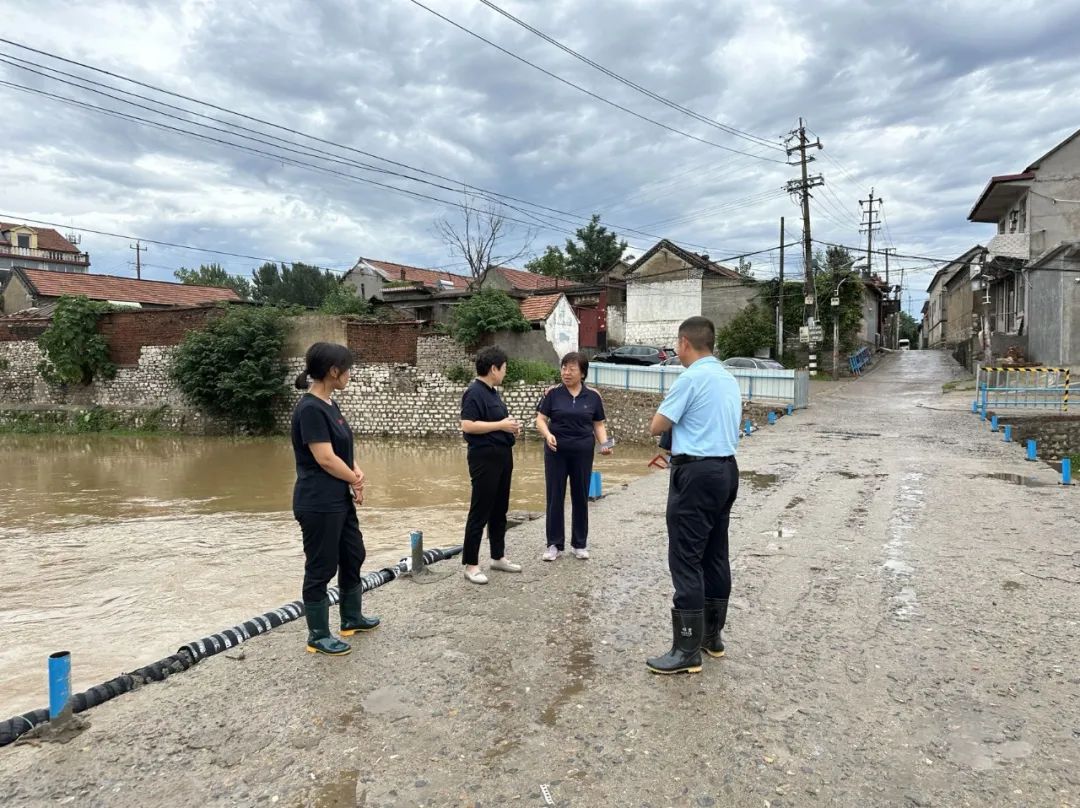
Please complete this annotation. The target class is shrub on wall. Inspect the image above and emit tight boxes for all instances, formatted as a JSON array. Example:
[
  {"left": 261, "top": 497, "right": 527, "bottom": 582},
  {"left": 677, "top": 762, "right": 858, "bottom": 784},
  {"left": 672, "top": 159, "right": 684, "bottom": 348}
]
[
  {"left": 170, "top": 306, "right": 288, "bottom": 433},
  {"left": 505, "top": 359, "right": 559, "bottom": 385},
  {"left": 451, "top": 289, "right": 530, "bottom": 347},
  {"left": 37, "top": 295, "right": 117, "bottom": 385}
]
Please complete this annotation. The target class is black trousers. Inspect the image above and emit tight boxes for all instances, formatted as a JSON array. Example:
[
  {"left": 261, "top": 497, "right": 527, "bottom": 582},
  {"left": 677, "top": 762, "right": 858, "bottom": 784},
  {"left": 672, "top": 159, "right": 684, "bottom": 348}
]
[
  {"left": 666, "top": 458, "right": 739, "bottom": 610},
  {"left": 295, "top": 504, "right": 366, "bottom": 603},
  {"left": 544, "top": 448, "right": 594, "bottom": 549},
  {"left": 462, "top": 445, "right": 513, "bottom": 566}
]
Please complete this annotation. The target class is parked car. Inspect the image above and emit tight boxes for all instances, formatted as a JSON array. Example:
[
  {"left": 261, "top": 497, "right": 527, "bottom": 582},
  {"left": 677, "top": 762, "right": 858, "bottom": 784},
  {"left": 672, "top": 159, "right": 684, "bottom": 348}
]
[
  {"left": 659, "top": 356, "right": 683, "bottom": 366},
  {"left": 593, "top": 345, "right": 670, "bottom": 365},
  {"left": 898, "top": 339, "right": 911, "bottom": 351},
  {"left": 722, "top": 357, "right": 785, "bottom": 370}
]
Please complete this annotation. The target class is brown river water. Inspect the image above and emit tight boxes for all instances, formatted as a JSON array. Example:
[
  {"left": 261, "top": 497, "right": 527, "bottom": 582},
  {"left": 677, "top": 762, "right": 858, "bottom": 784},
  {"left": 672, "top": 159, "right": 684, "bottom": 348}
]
[{"left": 0, "top": 434, "right": 659, "bottom": 717}]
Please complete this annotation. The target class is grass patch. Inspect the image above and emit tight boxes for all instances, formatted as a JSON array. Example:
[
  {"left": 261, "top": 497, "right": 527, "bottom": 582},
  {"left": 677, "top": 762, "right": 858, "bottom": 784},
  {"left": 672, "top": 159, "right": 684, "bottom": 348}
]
[{"left": 0, "top": 406, "right": 172, "bottom": 435}]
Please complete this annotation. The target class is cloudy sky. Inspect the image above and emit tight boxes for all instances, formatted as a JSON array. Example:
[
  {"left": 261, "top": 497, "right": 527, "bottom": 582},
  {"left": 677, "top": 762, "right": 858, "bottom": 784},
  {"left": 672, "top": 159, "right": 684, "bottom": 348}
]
[{"left": 3, "top": 0, "right": 1079, "bottom": 314}]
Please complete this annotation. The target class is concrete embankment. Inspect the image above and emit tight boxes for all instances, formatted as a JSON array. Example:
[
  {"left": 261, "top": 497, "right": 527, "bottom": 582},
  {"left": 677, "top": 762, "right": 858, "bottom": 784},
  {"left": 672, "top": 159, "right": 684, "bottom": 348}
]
[{"left": 2, "top": 352, "right": 1078, "bottom": 807}]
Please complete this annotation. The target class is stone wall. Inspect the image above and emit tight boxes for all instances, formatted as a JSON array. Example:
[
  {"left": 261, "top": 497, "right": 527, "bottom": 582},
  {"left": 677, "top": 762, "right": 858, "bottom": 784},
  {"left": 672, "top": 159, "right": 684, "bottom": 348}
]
[
  {"left": 416, "top": 335, "right": 475, "bottom": 373},
  {"left": 994, "top": 413, "right": 1080, "bottom": 461}
]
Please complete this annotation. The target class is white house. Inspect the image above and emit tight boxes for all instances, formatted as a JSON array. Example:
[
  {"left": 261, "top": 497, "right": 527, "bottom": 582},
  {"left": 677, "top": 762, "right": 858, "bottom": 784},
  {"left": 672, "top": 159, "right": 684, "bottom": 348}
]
[{"left": 520, "top": 293, "right": 579, "bottom": 358}]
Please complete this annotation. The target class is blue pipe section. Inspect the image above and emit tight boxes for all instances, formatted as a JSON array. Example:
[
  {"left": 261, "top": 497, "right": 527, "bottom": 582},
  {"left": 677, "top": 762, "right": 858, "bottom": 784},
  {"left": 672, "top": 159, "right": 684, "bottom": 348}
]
[{"left": 48, "top": 651, "right": 71, "bottom": 720}]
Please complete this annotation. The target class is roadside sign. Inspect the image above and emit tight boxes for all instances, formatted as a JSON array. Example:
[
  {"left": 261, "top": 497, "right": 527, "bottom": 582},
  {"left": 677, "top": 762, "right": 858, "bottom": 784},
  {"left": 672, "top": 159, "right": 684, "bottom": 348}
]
[
  {"left": 799, "top": 326, "right": 810, "bottom": 344},
  {"left": 808, "top": 326, "right": 823, "bottom": 342}
]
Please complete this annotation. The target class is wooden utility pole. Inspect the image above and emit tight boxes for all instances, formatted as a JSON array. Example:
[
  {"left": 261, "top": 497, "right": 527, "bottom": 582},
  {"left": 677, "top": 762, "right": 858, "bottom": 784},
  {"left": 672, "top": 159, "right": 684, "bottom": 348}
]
[
  {"left": 785, "top": 119, "right": 823, "bottom": 374},
  {"left": 777, "top": 217, "right": 785, "bottom": 361},
  {"left": 130, "top": 240, "right": 147, "bottom": 280}
]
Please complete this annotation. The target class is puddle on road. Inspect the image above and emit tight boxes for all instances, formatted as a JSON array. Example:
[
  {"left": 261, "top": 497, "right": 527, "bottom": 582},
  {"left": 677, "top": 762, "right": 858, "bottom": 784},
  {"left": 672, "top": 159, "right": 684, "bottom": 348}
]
[
  {"left": 1001, "top": 580, "right": 1022, "bottom": 591},
  {"left": 740, "top": 471, "right": 780, "bottom": 491},
  {"left": 974, "top": 473, "right": 1055, "bottom": 488},
  {"left": 306, "top": 769, "right": 359, "bottom": 808},
  {"left": 539, "top": 594, "right": 596, "bottom": 729},
  {"left": 833, "top": 470, "right": 862, "bottom": 479}
]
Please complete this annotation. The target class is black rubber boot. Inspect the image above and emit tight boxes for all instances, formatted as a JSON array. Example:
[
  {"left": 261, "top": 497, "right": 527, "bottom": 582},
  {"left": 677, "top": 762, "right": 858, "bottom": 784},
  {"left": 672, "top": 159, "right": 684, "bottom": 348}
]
[
  {"left": 339, "top": 586, "right": 380, "bottom": 636},
  {"left": 702, "top": 598, "right": 728, "bottom": 658},
  {"left": 304, "top": 600, "right": 351, "bottom": 656},
  {"left": 646, "top": 608, "right": 703, "bottom": 675}
]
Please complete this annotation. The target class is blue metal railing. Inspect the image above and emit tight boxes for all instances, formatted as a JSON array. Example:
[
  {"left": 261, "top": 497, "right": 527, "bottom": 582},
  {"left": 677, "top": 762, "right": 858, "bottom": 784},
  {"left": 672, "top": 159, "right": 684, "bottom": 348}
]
[
  {"left": 848, "top": 347, "right": 872, "bottom": 376},
  {"left": 589, "top": 362, "right": 809, "bottom": 408}
]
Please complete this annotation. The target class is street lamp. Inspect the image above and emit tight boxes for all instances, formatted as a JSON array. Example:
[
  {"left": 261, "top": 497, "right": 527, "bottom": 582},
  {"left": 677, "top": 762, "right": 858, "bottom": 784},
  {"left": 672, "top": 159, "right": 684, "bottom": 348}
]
[{"left": 831, "top": 276, "right": 850, "bottom": 380}]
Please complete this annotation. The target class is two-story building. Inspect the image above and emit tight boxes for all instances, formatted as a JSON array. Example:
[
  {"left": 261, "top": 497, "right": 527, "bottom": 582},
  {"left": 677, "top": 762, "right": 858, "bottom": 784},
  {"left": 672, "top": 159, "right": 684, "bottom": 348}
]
[
  {"left": 0, "top": 223, "right": 90, "bottom": 289},
  {"left": 967, "top": 128, "right": 1080, "bottom": 366}
]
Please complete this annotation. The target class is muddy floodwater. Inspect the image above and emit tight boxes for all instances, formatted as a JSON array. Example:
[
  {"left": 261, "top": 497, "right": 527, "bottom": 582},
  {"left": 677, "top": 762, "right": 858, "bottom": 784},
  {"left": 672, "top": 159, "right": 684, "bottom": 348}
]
[{"left": 0, "top": 434, "right": 660, "bottom": 716}]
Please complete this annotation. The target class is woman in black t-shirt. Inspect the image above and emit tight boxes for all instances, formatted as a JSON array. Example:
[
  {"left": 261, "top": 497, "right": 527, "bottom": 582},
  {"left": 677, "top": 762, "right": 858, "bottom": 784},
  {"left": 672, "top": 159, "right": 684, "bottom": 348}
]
[
  {"left": 535, "top": 352, "right": 612, "bottom": 561},
  {"left": 291, "top": 342, "right": 379, "bottom": 656}
]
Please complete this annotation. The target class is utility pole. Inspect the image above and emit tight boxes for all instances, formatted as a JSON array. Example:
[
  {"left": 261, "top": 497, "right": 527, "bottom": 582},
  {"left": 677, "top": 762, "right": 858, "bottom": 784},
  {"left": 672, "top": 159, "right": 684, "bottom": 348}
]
[
  {"left": 785, "top": 118, "right": 823, "bottom": 374},
  {"left": 884, "top": 247, "right": 897, "bottom": 347},
  {"left": 858, "top": 189, "right": 882, "bottom": 278},
  {"left": 777, "top": 217, "right": 785, "bottom": 361},
  {"left": 130, "top": 240, "right": 147, "bottom": 280}
]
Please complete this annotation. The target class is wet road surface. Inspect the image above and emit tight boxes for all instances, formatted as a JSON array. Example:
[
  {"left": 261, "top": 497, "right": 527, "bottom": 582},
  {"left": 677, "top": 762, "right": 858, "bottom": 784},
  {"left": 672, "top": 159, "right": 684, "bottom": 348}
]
[{"left": 2, "top": 351, "right": 1078, "bottom": 807}]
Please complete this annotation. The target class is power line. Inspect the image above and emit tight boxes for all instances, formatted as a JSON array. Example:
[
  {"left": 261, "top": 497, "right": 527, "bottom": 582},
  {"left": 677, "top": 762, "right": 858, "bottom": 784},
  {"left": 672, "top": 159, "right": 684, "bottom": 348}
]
[
  {"left": 0, "top": 213, "right": 351, "bottom": 271},
  {"left": 403, "top": 0, "right": 787, "bottom": 163},
  {"left": 0, "top": 51, "right": 774, "bottom": 257},
  {"left": 476, "top": 0, "right": 784, "bottom": 152}
]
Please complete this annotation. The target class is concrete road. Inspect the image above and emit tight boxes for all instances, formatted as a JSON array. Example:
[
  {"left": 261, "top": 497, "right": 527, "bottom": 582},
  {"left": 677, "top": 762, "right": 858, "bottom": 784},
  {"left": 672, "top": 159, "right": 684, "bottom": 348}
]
[{"left": 2, "top": 350, "right": 1077, "bottom": 807}]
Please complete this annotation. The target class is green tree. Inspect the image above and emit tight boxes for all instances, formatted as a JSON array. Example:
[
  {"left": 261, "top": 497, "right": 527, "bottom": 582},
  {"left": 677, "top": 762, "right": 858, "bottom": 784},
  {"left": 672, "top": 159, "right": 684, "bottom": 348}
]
[
  {"left": 174, "top": 263, "right": 252, "bottom": 300},
  {"left": 899, "top": 311, "right": 919, "bottom": 346},
  {"left": 524, "top": 245, "right": 569, "bottom": 278},
  {"left": 527, "top": 214, "right": 627, "bottom": 283},
  {"left": 170, "top": 306, "right": 288, "bottom": 433},
  {"left": 810, "top": 246, "right": 864, "bottom": 353},
  {"left": 251, "top": 261, "right": 339, "bottom": 308},
  {"left": 320, "top": 282, "right": 373, "bottom": 316},
  {"left": 451, "top": 289, "right": 530, "bottom": 347},
  {"left": 715, "top": 303, "right": 775, "bottom": 359},
  {"left": 37, "top": 296, "right": 116, "bottom": 385}
]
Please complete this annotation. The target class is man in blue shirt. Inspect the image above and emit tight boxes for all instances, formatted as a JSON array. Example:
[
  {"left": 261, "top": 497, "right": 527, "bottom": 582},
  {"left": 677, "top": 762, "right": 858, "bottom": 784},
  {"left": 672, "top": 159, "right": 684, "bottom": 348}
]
[{"left": 646, "top": 316, "right": 741, "bottom": 674}]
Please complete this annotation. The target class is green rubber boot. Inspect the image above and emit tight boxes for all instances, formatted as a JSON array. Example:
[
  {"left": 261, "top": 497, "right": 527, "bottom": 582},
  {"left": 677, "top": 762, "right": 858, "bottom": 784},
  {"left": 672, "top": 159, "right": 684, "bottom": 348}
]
[
  {"left": 339, "top": 586, "right": 380, "bottom": 636},
  {"left": 304, "top": 599, "right": 351, "bottom": 656}
]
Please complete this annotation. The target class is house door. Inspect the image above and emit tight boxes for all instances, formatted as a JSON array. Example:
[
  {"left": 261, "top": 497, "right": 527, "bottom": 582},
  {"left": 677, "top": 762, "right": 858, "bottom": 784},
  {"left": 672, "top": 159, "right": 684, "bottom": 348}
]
[{"left": 575, "top": 307, "right": 600, "bottom": 349}]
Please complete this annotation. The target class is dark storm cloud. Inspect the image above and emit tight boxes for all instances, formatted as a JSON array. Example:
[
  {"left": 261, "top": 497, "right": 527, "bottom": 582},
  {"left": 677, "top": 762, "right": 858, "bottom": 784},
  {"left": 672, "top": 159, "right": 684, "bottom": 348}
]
[{"left": 2, "top": 0, "right": 1078, "bottom": 312}]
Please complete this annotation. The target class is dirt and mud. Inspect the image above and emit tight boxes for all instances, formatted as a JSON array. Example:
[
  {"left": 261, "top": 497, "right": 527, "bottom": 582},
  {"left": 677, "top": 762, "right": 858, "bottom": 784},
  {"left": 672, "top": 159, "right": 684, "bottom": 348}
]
[{"left": 2, "top": 351, "right": 1077, "bottom": 807}]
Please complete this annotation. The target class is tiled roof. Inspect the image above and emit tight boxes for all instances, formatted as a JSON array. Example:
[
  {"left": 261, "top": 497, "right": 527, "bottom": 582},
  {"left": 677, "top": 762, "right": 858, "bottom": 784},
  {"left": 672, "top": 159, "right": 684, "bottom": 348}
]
[
  {"left": 519, "top": 293, "right": 563, "bottom": 322},
  {"left": 0, "top": 222, "right": 82, "bottom": 253},
  {"left": 627, "top": 239, "right": 743, "bottom": 280},
  {"left": 494, "top": 266, "right": 580, "bottom": 290},
  {"left": 363, "top": 259, "right": 471, "bottom": 289},
  {"left": 16, "top": 268, "right": 241, "bottom": 306}
]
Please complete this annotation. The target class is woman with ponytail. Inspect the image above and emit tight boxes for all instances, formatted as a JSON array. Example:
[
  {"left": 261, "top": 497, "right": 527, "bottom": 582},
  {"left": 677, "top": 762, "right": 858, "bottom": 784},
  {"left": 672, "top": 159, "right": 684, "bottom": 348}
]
[{"left": 291, "top": 342, "right": 379, "bottom": 656}]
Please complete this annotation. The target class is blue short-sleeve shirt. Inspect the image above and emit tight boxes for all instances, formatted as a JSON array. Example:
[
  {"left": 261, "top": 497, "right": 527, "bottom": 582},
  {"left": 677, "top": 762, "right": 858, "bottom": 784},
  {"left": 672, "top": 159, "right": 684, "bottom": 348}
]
[{"left": 657, "top": 356, "right": 741, "bottom": 457}]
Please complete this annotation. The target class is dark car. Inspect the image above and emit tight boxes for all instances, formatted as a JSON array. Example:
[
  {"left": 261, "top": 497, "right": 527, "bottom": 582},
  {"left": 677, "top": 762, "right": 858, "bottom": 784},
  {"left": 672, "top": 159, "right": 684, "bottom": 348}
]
[
  {"left": 594, "top": 345, "right": 669, "bottom": 365},
  {"left": 722, "top": 357, "right": 785, "bottom": 370}
]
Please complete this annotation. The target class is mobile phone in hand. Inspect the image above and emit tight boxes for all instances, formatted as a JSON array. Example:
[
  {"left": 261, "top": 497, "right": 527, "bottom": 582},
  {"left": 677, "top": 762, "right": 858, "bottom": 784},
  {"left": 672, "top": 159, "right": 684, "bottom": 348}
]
[{"left": 599, "top": 438, "right": 615, "bottom": 451}]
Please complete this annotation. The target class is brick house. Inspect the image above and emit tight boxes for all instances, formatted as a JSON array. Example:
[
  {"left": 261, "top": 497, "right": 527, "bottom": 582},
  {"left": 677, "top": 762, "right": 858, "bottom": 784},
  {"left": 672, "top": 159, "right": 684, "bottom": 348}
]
[
  {"left": 342, "top": 257, "right": 471, "bottom": 301},
  {"left": 1, "top": 267, "right": 241, "bottom": 316},
  {"left": 0, "top": 222, "right": 90, "bottom": 288}
]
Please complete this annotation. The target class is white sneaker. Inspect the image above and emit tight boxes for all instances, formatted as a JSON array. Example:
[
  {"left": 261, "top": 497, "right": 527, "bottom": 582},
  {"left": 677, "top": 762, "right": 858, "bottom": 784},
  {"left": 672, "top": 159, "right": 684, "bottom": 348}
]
[
  {"left": 490, "top": 557, "right": 522, "bottom": 573},
  {"left": 572, "top": 547, "right": 590, "bottom": 560},
  {"left": 542, "top": 545, "right": 560, "bottom": 561},
  {"left": 463, "top": 568, "right": 488, "bottom": 585}
]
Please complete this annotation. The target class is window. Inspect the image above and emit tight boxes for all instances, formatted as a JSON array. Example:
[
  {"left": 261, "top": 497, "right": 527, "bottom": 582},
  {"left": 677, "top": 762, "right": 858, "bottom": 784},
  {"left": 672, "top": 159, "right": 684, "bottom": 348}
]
[
  {"left": 1009, "top": 210, "right": 1018, "bottom": 234},
  {"left": 16, "top": 234, "right": 30, "bottom": 248},
  {"left": 1017, "top": 197, "right": 1026, "bottom": 234}
]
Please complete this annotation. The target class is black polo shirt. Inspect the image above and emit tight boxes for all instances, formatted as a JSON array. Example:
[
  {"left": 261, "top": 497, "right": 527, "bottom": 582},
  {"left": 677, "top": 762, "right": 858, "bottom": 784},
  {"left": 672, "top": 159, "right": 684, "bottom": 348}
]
[
  {"left": 461, "top": 379, "right": 515, "bottom": 449},
  {"left": 537, "top": 383, "right": 606, "bottom": 453},
  {"left": 291, "top": 393, "right": 355, "bottom": 513}
]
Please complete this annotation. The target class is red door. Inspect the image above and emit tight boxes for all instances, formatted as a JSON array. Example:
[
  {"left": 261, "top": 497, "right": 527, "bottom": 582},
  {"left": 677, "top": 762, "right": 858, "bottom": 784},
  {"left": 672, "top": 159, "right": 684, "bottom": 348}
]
[{"left": 576, "top": 307, "right": 600, "bottom": 349}]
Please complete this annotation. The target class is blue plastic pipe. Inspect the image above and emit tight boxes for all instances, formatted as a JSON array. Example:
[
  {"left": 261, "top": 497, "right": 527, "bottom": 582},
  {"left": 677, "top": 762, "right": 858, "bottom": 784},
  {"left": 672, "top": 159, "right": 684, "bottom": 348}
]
[
  {"left": 48, "top": 651, "right": 71, "bottom": 721},
  {"left": 1003, "top": 425, "right": 1012, "bottom": 442},
  {"left": 767, "top": 411, "right": 777, "bottom": 425},
  {"left": 1026, "top": 439, "right": 1037, "bottom": 462},
  {"left": 743, "top": 419, "right": 752, "bottom": 436},
  {"left": 991, "top": 415, "right": 999, "bottom": 432},
  {"left": 787, "top": 404, "right": 794, "bottom": 416},
  {"left": 1063, "top": 458, "right": 1073, "bottom": 486},
  {"left": 588, "top": 471, "right": 602, "bottom": 499}
]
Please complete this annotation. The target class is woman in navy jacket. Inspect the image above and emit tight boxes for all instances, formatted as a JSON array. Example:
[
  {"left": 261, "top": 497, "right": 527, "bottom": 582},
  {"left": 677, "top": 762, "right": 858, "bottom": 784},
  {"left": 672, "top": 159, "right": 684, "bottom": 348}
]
[{"left": 535, "top": 352, "right": 612, "bottom": 561}]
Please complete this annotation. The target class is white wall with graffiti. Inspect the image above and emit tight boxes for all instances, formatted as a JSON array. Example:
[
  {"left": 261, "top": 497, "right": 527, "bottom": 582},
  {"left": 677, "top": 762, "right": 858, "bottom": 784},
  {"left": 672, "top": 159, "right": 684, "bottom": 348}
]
[{"left": 545, "top": 295, "right": 580, "bottom": 359}]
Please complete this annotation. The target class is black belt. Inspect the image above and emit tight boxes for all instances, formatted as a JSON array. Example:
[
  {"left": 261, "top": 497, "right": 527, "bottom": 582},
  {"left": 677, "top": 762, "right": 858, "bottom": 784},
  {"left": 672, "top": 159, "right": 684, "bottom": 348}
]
[{"left": 669, "top": 455, "right": 734, "bottom": 466}]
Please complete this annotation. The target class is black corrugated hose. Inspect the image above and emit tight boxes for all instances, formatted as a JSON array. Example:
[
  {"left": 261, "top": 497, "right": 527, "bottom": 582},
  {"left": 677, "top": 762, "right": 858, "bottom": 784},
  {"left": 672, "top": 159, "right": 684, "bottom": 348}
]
[{"left": 0, "top": 546, "right": 461, "bottom": 747}]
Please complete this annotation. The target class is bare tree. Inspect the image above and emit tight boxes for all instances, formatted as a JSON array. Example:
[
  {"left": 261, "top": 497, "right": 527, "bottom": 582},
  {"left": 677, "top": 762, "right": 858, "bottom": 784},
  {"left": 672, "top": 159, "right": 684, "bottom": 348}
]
[{"left": 435, "top": 195, "right": 533, "bottom": 287}]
